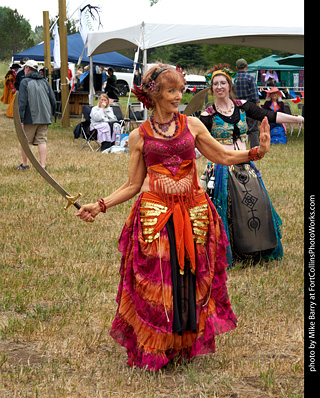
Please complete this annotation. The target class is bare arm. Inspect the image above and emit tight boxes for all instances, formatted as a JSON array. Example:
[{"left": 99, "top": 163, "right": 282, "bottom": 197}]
[
  {"left": 76, "top": 128, "right": 147, "bottom": 222},
  {"left": 188, "top": 116, "right": 270, "bottom": 166},
  {"left": 276, "top": 112, "right": 304, "bottom": 124}
]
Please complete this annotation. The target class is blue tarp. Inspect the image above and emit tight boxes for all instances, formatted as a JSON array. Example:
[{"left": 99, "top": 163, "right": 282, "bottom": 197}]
[{"left": 13, "top": 33, "right": 135, "bottom": 69}]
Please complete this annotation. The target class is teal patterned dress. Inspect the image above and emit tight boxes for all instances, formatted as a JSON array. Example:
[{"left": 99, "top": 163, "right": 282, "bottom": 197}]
[{"left": 200, "top": 101, "right": 283, "bottom": 266}]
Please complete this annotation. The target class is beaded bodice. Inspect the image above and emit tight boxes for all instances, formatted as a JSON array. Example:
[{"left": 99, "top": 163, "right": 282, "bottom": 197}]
[
  {"left": 139, "top": 114, "right": 200, "bottom": 206},
  {"left": 206, "top": 103, "right": 248, "bottom": 145}
]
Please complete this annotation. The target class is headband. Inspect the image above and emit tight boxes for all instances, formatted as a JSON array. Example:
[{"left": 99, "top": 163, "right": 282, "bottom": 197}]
[
  {"left": 149, "top": 67, "right": 169, "bottom": 83},
  {"left": 205, "top": 68, "right": 235, "bottom": 86},
  {"left": 210, "top": 70, "right": 231, "bottom": 83}
]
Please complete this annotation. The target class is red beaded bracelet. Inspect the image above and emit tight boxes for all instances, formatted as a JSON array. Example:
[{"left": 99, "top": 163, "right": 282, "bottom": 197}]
[
  {"left": 248, "top": 146, "right": 264, "bottom": 161},
  {"left": 97, "top": 198, "right": 106, "bottom": 213}
]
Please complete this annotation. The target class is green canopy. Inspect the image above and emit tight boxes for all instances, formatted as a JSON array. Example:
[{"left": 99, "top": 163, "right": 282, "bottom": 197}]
[
  {"left": 277, "top": 54, "right": 304, "bottom": 67},
  {"left": 247, "top": 54, "right": 303, "bottom": 71}
]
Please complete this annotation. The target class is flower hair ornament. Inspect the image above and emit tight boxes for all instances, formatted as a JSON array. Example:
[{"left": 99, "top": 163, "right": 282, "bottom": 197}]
[
  {"left": 132, "top": 67, "right": 169, "bottom": 109},
  {"left": 205, "top": 67, "right": 237, "bottom": 86}
]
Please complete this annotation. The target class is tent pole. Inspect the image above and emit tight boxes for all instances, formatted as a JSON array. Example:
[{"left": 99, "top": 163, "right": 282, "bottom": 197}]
[
  {"left": 59, "top": 0, "right": 70, "bottom": 127},
  {"left": 89, "top": 57, "right": 94, "bottom": 106},
  {"left": 125, "top": 48, "right": 140, "bottom": 118},
  {"left": 143, "top": 48, "right": 148, "bottom": 121},
  {"left": 43, "top": 11, "right": 51, "bottom": 86}
]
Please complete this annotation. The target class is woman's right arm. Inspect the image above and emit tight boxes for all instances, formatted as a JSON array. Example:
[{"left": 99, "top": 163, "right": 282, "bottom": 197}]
[{"left": 76, "top": 129, "right": 147, "bottom": 222}]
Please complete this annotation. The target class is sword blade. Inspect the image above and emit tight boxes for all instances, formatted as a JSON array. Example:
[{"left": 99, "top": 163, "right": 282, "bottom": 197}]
[{"left": 13, "top": 94, "right": 81, "bottom": 210}]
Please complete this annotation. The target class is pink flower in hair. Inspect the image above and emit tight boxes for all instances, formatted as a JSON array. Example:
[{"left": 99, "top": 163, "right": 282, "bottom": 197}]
[{"left": 148, "top": 80, "right": 157, "bottom": 92}]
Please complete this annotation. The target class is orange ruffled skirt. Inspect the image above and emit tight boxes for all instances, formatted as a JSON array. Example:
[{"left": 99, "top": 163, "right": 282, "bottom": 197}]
[{"left": 109, "top": 190, "right": 237, "bottom": 370}]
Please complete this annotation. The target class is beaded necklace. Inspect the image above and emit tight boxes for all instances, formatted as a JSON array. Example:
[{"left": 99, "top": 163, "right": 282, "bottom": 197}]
[
  {"left": 215, "top": 101, "right": 234, "bottom": 116},
  {"left": 150, "top": 112, "right": 179, "bottom": 139}
]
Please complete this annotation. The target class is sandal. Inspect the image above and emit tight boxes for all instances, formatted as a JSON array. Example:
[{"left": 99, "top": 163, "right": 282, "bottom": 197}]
[{"left": 15, "top": 163, "right": 30, "bottom": 171}]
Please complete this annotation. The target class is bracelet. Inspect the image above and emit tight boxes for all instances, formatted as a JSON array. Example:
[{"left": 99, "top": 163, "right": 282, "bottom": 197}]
[
  {"left": 248, "top": 146, "right": 264, "bottom": 161},
  {"left": 97, "top": 198, "right": 106, "bottom": 213}
]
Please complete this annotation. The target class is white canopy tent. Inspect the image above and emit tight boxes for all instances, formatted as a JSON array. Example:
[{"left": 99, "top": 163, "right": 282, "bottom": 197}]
[{"left": 86, "top": 0, "right": 304, "bottom": 109}]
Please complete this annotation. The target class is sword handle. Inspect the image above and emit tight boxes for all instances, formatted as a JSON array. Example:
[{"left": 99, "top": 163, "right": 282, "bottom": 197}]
[{"left": 65, "top": 193, "right": 82, "bottom": 210}]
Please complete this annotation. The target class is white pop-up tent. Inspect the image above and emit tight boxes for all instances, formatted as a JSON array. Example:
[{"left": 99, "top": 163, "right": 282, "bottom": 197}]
[
  {"left": 86, "top": 0, "right": 304, "bottom": 108},
  {"left": 88, "top": 0, "right": 304, "bottom": 56}
]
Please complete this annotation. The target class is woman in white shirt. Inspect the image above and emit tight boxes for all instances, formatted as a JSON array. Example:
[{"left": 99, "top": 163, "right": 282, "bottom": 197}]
[{"left": 90, "top": 94, "right": 118, "bottom": 151}]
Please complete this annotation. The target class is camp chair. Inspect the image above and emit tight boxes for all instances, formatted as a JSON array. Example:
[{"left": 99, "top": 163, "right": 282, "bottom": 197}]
[
  {"left": 128, "top": 103, "right": 144, "bottom": 131},
  {"left": 297, "top": 103, "right": 304, "bottom": 137},
  {"left": 283, "top": 102, "right": 295, "bottom": 136},
  {"left": 110, "top": 102, "right": 129, "bottom": 133},
  {"left": 78, "top": 105, "right": 101, "bottom": 151}
]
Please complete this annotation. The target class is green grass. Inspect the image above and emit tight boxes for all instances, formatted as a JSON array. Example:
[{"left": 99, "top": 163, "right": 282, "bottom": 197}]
[{"left": 0, "top": 80, "right": 304, "bottom": 397}]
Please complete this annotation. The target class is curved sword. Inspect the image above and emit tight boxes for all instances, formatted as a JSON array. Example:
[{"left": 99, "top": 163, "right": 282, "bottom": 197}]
[
  {"left": 184, "top": 87, "right": 211, "bottom": 116},
  {"left": 13, "top": 94, "right": 82, "bottom": 210}
]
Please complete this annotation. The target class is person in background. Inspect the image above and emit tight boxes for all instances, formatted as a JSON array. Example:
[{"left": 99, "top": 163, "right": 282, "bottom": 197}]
[
  {"left": 99, "top": 66, "right": 108, "bottom": 91},
  {"left": 263, "top": 87, "right": 287, "bottom": 144},
  {"left": 0, "top": 63, "right": 20, "bottom": 118},
  {"left": 200, "top": 65, "right": 304, "bottom": 265},
  {"left": 265, "top": 69, "right": 279, "bottom": 84},
  {"left": 76, "top": 64, "right": 272, "bottom": 371},
  {"left": 15, "top": 60, "right": 56, "bottom": 171},
  {"left": 104, "top": 67, "right": 119, "bottom": 101},
  {"left": 234, "top": 58, "right": 260, "bottom": 148},
  {"left": 263, "top": 87, "right": 284, "bottom": 113},
  {"left": 14, "top": 57, "right": 29, "bottom": 91},
  {"left": 90, "top": 93, "right": 118, "bottom": 151}
]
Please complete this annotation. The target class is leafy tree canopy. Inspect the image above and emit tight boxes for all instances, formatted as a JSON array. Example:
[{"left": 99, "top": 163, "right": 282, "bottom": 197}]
[
  {"left": 0, "top": 7, "right": 34, "bottom": 60},
  {"left": 145, "top": 43, "right": 290, "bottom": 74}
]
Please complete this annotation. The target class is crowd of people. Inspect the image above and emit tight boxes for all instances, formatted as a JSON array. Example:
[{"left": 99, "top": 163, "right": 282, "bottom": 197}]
[{"left": 1, "top": 58, "right": 304, "bottom": 372}]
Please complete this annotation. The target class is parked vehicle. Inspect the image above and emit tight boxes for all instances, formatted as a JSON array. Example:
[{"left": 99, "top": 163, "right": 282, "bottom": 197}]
[{"left": 111, "top": 65, "right": 207, "bottom": 96}]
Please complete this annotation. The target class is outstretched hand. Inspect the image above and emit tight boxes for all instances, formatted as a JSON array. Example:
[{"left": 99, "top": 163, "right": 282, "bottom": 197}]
[
  {"left": 76, "top": 202, "right": 101, "bottom": 223},
  {"left": 258, "top": 117, "right": 271, "bottom": 157}
]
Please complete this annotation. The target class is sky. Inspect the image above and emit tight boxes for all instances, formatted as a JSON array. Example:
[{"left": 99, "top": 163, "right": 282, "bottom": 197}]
[
  {"left": 0, "top": 0, "right": 150, "bottom": 30},
  {"left": 1, "top": 0, "right": 304, "bottom": 31}
]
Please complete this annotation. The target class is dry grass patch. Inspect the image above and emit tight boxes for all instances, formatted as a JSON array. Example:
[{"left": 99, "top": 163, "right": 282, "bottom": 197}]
[{"left": 0, "top": 98, "right": 304, "bottom": 397}]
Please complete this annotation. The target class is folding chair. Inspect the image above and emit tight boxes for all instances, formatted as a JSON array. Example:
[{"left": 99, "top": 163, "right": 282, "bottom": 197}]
[
  {"left": 283, "top": 102, "right": 295, "bottom": 136},
  {"left": 110, "top": 102, "right": 129, "bottom": 133},
  {"left": 128, "top": 103, "right": 144, "bottom": 130},
  {"left": 297, "top": 103, "right": 304, "bottom": 137},
  {"left": 78, "top": 105, "right": 101, "bottom": 151}
]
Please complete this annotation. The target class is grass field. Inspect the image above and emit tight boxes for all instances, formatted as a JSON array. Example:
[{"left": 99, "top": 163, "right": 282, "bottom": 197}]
[{"left": 0, "top": 88, "right": 304, "bottom": 397}]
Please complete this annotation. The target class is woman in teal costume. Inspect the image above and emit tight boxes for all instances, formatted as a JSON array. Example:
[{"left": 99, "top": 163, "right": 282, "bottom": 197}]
[{"left": 200, "top": 65, "right": 304, "bottom": 266}]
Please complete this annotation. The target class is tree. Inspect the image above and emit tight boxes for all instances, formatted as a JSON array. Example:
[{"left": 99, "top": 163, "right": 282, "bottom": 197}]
[{"left": 0, "top": 7, "right": 34, "bottom": 60}]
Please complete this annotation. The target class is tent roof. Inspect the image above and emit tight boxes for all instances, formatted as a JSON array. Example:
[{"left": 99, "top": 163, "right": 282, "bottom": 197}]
[
  {"left": 277, "top": 54, "right": 304, "bottom": 66},
  {"left": 247, "top": 55, "right": 304, "bottom": 71},
  {"left": 13, "top": 33, "right": 135, "bottom": 69},
  {"left": 88, "top": 24, "right": 303, "bottom": 56},
  {"left": 87, "top": 0, "right": 304, "bottom": 57}
]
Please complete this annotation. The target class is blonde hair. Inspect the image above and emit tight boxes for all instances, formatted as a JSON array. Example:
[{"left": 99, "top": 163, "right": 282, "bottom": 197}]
[{"left": 99, "top": 93, "right": 110, "bottom": 105}]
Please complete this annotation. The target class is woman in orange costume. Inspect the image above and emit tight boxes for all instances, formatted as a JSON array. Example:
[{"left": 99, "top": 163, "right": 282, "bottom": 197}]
[
  {"left": 0, "top": 64, "right": 19, "bottom": 118},
  {"left": 76, "top": 64, "right": 271, "bottom": 371}
]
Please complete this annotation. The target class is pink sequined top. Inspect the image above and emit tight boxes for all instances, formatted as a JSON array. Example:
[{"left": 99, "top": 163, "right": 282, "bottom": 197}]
[
  {"left": 139, "top": 114, "right": 196, "bottom": 174},
  {"left": 139, "top": 114, "right": 200, "bottom": 205}
]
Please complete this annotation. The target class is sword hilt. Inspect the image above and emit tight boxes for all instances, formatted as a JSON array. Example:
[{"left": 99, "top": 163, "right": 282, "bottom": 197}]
[{"left": 65, "top": 193, "right": 82, "bottom": 210}]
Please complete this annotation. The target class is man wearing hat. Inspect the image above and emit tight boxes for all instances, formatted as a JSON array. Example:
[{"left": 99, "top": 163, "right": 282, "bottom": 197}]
[
  {"left": 15, "top": 60, "right": 56, "bottom": 171},
  {"left": 14, "top": 57, "right": 29, "bottom": 91},
  {"left": 235, "top": 58, "right": 260, "bottom": 148}
]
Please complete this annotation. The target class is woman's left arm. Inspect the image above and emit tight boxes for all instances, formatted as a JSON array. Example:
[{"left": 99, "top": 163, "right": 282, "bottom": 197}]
[
  {"left": 244, "top": 100, "right": 304, "bottom": 125},
  {"left": 189, "top": 116, "right": 270, "bottom": 166}
]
